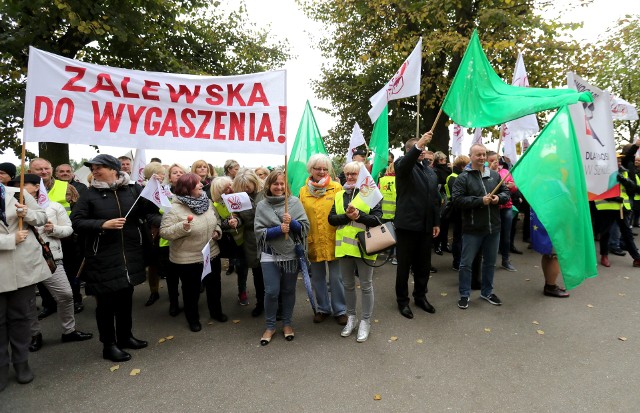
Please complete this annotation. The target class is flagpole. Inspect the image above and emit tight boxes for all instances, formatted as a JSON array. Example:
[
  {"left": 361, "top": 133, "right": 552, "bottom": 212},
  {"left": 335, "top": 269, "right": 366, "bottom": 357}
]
[
  {"left": 430, "top": 108, "right": 443, "bottom": 134},
  {"left": 416, "top": 94, "right": 420, "bottom": 139},
  {"left": 284, "top": 153, "right": 289, "bottom": 240},
  {"left": 123, "top": 193, "right": 142, "bottom": 219},
  {"left": 18, "top": 139, "right": 26, "bottom": 231}
]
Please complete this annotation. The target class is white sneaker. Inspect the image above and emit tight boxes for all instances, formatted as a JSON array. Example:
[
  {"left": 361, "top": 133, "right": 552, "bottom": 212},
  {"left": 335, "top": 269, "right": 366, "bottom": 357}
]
[
  {"left": 356, "top": 320, "right": 370, "bottom": 342},
  {"left": 341, "top": 315, "right": 358, "bottom": 337},
  {"left": 391, "top": 258, "right": 398, "bottom": 265}
]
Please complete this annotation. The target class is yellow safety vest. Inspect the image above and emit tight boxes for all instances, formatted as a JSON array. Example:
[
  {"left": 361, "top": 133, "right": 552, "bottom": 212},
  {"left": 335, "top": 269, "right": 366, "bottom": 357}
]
[
  {"left": 595, "top": 171, "right": 630, "bottom": 211},
  {"left": 334, "top": 191, "right": 376, "bottom": 260},
  {"left": 445, "top": 172, "right": 458, "bottom": 200},
  {"left": 48, "top": 179, "right": 71, "bottom": 215},
  {"left": 621, "top": 171, "right": 632, "bottom": 210},
  {"left": 213, "top": 201, "right": 244, "bottom": 245},
  {"left": 635, "top": 175, "right": 640, "bottom": 201},
  {"left": 378, "top": 176, "right": 396, "bottom": 220}
]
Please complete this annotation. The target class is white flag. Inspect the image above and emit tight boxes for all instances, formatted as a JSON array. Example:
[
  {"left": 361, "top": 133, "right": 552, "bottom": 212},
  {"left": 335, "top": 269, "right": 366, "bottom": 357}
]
[
  {"left": 451, "top": 123, "right": 465, "bottom": 156},
  {"left": 131, "top": 149, "right": 146, "bottom": 186},
  {"left": 355, "top": 165, "right": 383, "bottom": 209},
  {"left": 472, "top": 128, "right": 483, "bottom": 145},
  {"left": 368, "top": 38, "right": 422, "bottom": 123},
  {"left": 38, "top": 177, "right": 50, "bottom": 209},
  {"left": 567, "top": 72, "right": 618, "bottom": 198},
  {"left": 201, "top": 241, "right": 211, "bottom": 281},
  {"left": 610, "top": 95, "right": 639, "bottom": 121},
  {"left": 500, "top": 124, "right": 518, "bottom": 163},
  {"left": 221, "top": 192, "right": 252, "bottom": 213},
  {"left": 139, "top": 175, "right": 171, "bottom": 209},
  {"left": 505, "top": 53, "right": 539, "bottom": 141},
  {"left": 347, "top": 122, "right": 366, "bottom": 162}
]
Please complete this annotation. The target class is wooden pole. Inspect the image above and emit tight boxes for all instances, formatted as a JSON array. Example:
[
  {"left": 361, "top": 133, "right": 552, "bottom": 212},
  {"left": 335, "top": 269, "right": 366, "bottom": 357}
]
[
  {"left": 18, "top": 140, "right": 26, "bottom": 230},
  {"left": 284, "top": 153, "right": 289, "bottom": 240},
  {"left": 489, "top": 170, "right": 511, "bottom": 196},
  {"left": 429, "top": 107, "right": 443, "bottom": 134},
  {"left": 415, "top": 94, "right": 420, "bottom": 139}
]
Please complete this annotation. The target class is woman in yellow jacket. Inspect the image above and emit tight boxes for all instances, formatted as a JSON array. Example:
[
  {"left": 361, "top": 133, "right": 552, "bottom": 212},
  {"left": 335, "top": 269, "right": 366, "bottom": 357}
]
[{"left": 299, "top": 154, "right": 346, "bottom": 325}]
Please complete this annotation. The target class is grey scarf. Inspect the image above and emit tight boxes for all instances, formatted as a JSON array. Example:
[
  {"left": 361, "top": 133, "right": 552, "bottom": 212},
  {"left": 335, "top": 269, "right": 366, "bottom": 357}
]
[{"left": 91, "top": 172, "right": 130, "bottom": 190}]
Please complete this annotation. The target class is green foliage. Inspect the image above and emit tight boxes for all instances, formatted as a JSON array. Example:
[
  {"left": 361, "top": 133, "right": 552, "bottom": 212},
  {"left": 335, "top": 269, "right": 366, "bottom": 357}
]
[
  {"left": 589, "top": 15, "right": 640, "bottom": 143},
  {"left": 0, "top": 0, "right": 290, "bottom": 163},
  {"left": 302, "top": 0, "right": 591, "bottom": 155}
]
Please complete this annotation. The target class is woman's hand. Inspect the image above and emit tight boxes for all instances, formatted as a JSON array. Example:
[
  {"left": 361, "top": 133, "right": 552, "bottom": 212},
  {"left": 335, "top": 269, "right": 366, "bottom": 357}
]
[
  {"left": 212, "top": 230, "right": 221, "bottom": 240},
  {"left": 102, "top": 218, "right": 127, "bottom": 230},
  {"left": 282, "top": 213, "right": 291, "bottom": 224},
  {"left": 43, "top": 221, "right": 54, "bottom": 234},
  {"left": 15, "top": 230, "right": 28, "bottom": 244},
  {"left": 15, "top": 203, "right": 27, "bottom": 218},
  {"left": 280, "top": 223, "right": 290, "bottom": 234},
  {"left": 345, "top": 205, "right": 360, "bottom": 221},
  {"left": 182, "top": 220, "right": 191, "bottom": 231},
  {"left": 228, "top": 217, "right": 238, "bottom": 229}
]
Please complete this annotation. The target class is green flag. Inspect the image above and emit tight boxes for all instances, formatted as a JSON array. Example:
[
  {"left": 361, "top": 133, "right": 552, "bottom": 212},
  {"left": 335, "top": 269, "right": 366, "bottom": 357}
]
[
  {"left": 287, "top": 101, "right": 328, "bottom": 196},
  {"left": 369, "top": 105, "right": 389, "bottom": 184},
  {"left": 511, "top": 106, "right": 597, "bottom": 289},
  {"left": 442, "top": 30, "right": 593, "bottom": 128}
]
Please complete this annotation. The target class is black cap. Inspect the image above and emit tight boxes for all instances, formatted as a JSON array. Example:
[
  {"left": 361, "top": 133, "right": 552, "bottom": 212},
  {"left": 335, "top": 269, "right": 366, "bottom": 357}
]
[
  {"left": 84, "top": 154, "right": 121, "bottom": 171},
  {"left": 8, "top": 173, "right": 41, "bottom": 186},
  {"left": 353, "top": 148, "right": 367, "bottom": 157},
  {"left": 0, "top": 162, "right": 17, "bottom": 178}
]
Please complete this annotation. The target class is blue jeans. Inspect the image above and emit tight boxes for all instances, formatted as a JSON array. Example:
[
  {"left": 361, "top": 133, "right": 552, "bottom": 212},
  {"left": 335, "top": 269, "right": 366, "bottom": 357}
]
[
  {"left": 261, "top": 261, "right": 298, "bottom": 330},
  {"left": 608, "top": 221, "right": 621, "bottom": 250},
  {"left": 310, "top": 260, "right": 346, "bottom": 316},
  {"left": 499, "top": 208, "right": 513, "bottom": 262},
  {"left": 459, "top": 232, "right": 500, "bottom": 298}
]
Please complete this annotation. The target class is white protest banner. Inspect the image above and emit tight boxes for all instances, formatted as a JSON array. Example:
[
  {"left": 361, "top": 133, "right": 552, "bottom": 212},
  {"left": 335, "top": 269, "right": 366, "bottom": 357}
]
[
  {"left": 201, "top": 241, "right": 211, "bottom": 281},
  {"left": 347, "top": 122, "right": 366, "bottom": 162},
  {"left": 368, "top": 38, "right": 422, "bottom": 122},
  {"left": 500, "top": 124, "right": 518, "bottom": 163},
  {"left": 355, "top": 165, "right": 383, "bottom": 209},
  {"left": 38, "top": 178, "right": 50, "bottom": 209},
  {"left": 221, "top": 192, "right": 252, "bottom": 213},
  {"left": 505, "top": 53, "right": 539, "bottom": 141},
  {"left": 472, "top": 128, "right": 483, "bottom": 145},
  {"left": 567, "top": 72, "right": 619, "bottom": 200},
  {"left": 131, "top": 149, "right": 146, "bottom": 186},
  {"left": 24, "top": 47, "right": 287, "bottom": 155},
  {"left": 451, "top": 123, "right": 465, "bottom": 156},
  {"left": 610, "top": 95, "right": 639, "bottom": 121},
  {"left": 139, "top": 175, "right": 172, "bottom": 210}
]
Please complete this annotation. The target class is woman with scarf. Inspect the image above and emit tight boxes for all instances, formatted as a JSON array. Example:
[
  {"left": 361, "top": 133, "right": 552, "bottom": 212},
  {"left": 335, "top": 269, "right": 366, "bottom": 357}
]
[
  {"left": 71, "top": 154, "right": 159, "bottom": 362},
  {"left": 298, "top": 154, "right": 346, "bottom": 325},
  {"left": 0, "top": 179, "right": 49, "bottom": 390},
  {"left": 254, "top": 169, "right": 309, "bottom": 345},
  {"left": 191, "top": 159, "right": 213, "bottom": 196},
  {"left": 160, "top": 173, "right": 225, "bottom": 332},
  {"left": 328, "top": 161, "right": 383, "bottom": 343}
]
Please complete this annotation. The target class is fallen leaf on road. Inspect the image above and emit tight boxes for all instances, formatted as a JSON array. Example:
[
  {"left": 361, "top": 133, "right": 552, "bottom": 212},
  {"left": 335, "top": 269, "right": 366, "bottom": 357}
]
[
  {"left": 416, "top": 339, "right": 423, "bottom": 344},
  {"left": 207, "top": 321, "right": 213, "bottom": 325},
  {"left": 110, "top": 365, "right": 119, "bottom": 372},
  {"left": 618, "top": 337, "right": 627, "bottom": 341},
  {"left": 525, "top": 278, "right": 531, "bottom": 282},
  {"left": 297, "top": 277, "right": 302, "bottom": 280},
  {"left": 537, "top": 330, "right": 545, "bottom": 335},
  {"left": 374, "top": 319, "right": 379, "bottom": 323},
  {"left": 587, "top": 304, "right": 594, "bottom": 308},
  {"left": 373, "top": 394, "right": 382, "bottom": 401},
  {"left": 232, "top": 320, "right": 240, "bottom": 324},
  {"left": 484, "top": 328, "right": 491, "bottom": 332},
  {"left": 166, "top": 336, "right": 174, "bottom": 340},
  {"left": 619, "top": 293, "right": 625, "bottom": 296},
  {"left": 623, "top": 276, "right": 630, "bottom": 280},
  {"left": 389, "top": 336, "right": 398, "bottom": 341},
  {"left": 158, "top": 338, "right": 166, "bottom": 343},
  {"left": 130, "top": 369, "right": 141, "bottom": 376},
  {"left": 440, "top": 292, "right": 448, "bottom": 297},
  {"left": 532, "top": 321, "right": 540, "bottom": 325}
]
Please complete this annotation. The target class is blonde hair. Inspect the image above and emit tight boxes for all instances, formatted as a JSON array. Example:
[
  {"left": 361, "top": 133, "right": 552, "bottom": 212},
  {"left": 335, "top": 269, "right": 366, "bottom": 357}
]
[
  {"left": 306, "top": 154, "right": 334, "bottom": 176},
  {"left": 164, "top": 163, "right": 188, "bottom": 185},
  {"left": 211, "top": 176, "right": 233, "bottom": 202},
  {"left": 254, "top": 167, "right": 269, "bottom": 180},
  {"left": 453, "top": 155, "right": 471, "bottom": 170},
  {"left": 342, "top": 161, "right": 363, "bottom": 175},
  {"left": 143, "top": 162, "right": 166, "bottom": 180},
  {"left": 232, "top": 167, "right": 263, "bottom": 195},
  {"left": 224, "top": 159, "right": 240, "bottom": 176},
  {"left": 191, "top": 160, "right": 211, "bottom": 178}
]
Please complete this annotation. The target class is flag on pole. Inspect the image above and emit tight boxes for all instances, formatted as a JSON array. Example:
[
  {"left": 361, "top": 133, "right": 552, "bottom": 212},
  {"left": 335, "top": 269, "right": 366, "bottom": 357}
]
[
  {"left": 355, "top": 164, "right": 383, "bottom": 209},
  {"left": 368, "top": 38, "right": 422, "bottom": 123},
  {"left": 451, "top": 124, "right": 465, "bottom": 156},
  {"left": 472, "top": 128, "right": 483, "bottom": 145},
  {"left": 347, "top": 122, "right": 366, "bottom": 162},
  {"left": 511, "top": 106, "right": 597, "bottom": 289},
  {"left": 139, "top": 175, "right": 172, "bottom": 210},
  {"left": 610, "top": 95, "right": 639, "bottom": 121},
  {"left": 442, "top": 30, "right": 593, "bottom": 128},
  {"left": 201, "top": 242, "right": 211, "bottom": 280},
  {"left": 38, "top": 177, "right": 50, "bottom": 209},
  {"left": 369, "top": 105, "right": 389, "bottom": 183},
  {"left": 221, "top": 192, "right": 252, "bottom": 213},
  {"left": 505, "top": 53, "right": 540, "bottom": 141},
  {"left": 131, "top": 149, "right": 146, "bottom": 185},
  {"left": 287, "top": 101, "right": 328, "bottom": 196},
  {"left": 500, "top": 124, "right": 518, "bottom": 163}
]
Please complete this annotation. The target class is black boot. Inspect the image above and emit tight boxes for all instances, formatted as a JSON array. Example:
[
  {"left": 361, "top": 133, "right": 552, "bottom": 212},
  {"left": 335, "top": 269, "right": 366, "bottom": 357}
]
[
  {"left": 13, "top": 361, "right": 34, "bottom": 384},
  {"left": 102, "top": 343, "right": 131, "bottom": 362},
  {"left": 117, "top": 336, "right": 148, "bottom": 350},
  {"left": 169, "top": 300, "right": 181, "bottom": 317},
  {"left": 0, "top": 364, "right": 8, "bottom": 392},
  {"left": 29, "top": 333, "right": 43, "bottom": 352}
]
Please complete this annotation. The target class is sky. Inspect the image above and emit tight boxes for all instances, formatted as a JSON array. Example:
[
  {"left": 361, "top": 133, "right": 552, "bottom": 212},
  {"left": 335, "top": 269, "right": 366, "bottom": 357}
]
[{"left": 1, "top": 0, "right": 638, "bottom": 168}]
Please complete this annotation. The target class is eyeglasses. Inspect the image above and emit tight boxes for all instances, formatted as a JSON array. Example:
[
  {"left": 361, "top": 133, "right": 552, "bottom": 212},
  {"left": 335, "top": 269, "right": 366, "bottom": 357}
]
[
  {"left": 312, "top": 167, "right": 329, "bottom": 172},
  {"left": 345, "top": 172, "right": 358, "bottom": 177}
]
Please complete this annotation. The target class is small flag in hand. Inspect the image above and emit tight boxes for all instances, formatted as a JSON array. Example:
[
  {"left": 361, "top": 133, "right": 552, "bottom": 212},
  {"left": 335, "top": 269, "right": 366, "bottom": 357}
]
[
  {"left": 355, "top": 165, "right": 383, "bottom": 209},
  {"left": 140, "top": 175, "right": 171, "bottom": 209},
  {"left": 38, "top": 178, "right": 50, "bottom": 209},
  {"left": 221, "top": 192, "right": 252, "bottom": 213}
]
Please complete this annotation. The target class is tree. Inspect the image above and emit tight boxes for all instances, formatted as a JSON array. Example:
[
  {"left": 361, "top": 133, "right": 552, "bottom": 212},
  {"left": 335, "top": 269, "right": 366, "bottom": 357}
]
[
  {"left": 302, "top": 0, "right": 592, "bottom": 155},
  {"left": 0, "top": 0, "right": 290, "bottom": 166},
  {"left": 589, "top": 15, "right": 640, "bottom": 143}
]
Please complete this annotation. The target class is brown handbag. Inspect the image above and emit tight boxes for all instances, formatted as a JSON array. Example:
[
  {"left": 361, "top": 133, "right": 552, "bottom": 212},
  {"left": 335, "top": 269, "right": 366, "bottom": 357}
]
[{"left": 29, "top": 227, "right": 57, "bottom": 273}]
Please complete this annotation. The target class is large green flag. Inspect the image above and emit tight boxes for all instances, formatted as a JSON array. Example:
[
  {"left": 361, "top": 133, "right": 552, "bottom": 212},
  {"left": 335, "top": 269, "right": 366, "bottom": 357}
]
[
  {"left": 369, "top": 105, "right": 389, "bottom": 184},
  {"left": 511, "top": 106, "right": 597, "bottom": 289},
  {"left": 287, "top": 101, "right": 328, "bottom": 196},
  {"left": 442, "top": 30, "right": 593, "bottom": 128}
]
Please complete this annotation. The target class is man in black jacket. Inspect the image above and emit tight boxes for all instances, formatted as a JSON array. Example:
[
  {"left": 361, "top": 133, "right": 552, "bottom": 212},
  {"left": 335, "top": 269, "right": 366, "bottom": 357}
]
[
  {"left": 452, "top": 144, "right": 510, "bottom": 310},
  {"left": 394, "top": 131, "right": 441, "bottom": 319}
]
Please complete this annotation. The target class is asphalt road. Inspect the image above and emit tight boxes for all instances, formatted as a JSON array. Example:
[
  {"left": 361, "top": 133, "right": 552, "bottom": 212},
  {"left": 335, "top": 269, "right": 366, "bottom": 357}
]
[{"left": 2, "top": 238, "right": 639, "bottom": 412}]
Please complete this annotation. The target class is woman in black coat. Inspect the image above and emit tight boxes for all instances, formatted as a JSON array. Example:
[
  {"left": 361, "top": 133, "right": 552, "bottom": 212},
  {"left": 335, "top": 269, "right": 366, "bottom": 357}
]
[{"left": 71, "top": 154, "right": 159, "bottom": 362}]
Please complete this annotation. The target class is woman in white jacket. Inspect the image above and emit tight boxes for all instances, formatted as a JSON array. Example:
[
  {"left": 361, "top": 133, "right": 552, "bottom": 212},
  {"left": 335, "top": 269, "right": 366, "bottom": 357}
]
[{"left": 13, "top": 175, "right": 93, "bottom": 353}]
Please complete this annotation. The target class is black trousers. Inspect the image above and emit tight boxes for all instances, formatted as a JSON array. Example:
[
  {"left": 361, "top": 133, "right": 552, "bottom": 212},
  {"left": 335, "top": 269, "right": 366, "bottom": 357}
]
[
  {"left": 95, "top": 286, "right": 133, "bottom": 344},
  {"left": 395, "top": 228, "right": 432, "bottom": 306},
  {"left": 173, "top": 258, "right": 222, "bottom": 324},
  {"left": 159, "top": 247, "right": 180, "bottom": 306},
  {"left": 251, "top": 265, "right": 264, "bottom": 309},
  {"left": 597, "top": 209, "right": 640, "bottom": 259}
]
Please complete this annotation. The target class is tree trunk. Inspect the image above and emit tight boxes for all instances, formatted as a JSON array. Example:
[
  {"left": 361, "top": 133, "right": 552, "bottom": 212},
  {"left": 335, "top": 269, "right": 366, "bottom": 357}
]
[{"left": 38, "top": 142, "right": 69, "bottom": 168}]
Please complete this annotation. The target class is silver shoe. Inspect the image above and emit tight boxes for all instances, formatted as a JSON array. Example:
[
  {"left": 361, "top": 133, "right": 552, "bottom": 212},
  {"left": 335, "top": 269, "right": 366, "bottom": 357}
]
[
  {"left": 340, "top": 315, "right": 358, "bottom": 337},
  {"left": 356, "top": 320, "right": 370, "bottom": 342}
]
